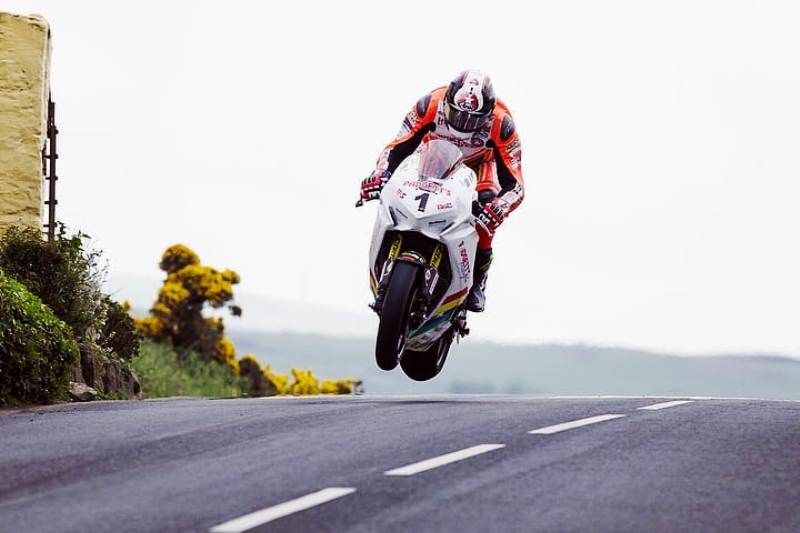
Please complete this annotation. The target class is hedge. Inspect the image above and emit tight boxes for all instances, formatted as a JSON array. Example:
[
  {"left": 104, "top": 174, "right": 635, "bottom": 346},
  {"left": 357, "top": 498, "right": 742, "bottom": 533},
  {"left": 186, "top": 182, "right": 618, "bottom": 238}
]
[{"left": 0, "top": 271, "right": 79, "bottom": 405}]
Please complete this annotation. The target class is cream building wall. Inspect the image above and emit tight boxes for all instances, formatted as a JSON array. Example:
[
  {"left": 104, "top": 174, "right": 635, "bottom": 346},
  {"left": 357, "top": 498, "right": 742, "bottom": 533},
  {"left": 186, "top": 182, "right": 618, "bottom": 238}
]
[{"left": 0, "top": 12, "right": 50, "bottom": 234}]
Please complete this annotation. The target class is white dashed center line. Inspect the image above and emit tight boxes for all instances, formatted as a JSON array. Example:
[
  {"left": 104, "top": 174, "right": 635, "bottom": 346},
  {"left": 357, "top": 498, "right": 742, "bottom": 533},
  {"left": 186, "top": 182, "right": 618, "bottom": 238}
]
[
  {"left": 638, "top": 400, "right": 694, "bottom": 411},
  {"left": 384, "top": 444, "right": 505, "bottom": 476},
  {"left": 528, "top": 414, "right": 625, "bottom": 435},
  {"left": 209, "top": 487, "right": 356, "bottom": 533}
]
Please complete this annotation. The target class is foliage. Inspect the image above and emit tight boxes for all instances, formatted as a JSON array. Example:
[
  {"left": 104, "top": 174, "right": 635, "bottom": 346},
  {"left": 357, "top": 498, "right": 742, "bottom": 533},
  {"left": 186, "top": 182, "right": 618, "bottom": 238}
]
[
  {"left": 131, "top": 344, "right": 356, "bottom": 399},
  {"left": 0, "top": 225, "right": 104, "bottom": 344},
  {"left": 130, "top": 341, "right": 243, "bottom": 399},
  {"left": 99, "top": 298, "right": 140, "bottom": 362},
  {"left": 135, "top": 244, "right": 240, "bottom": 372},
  {"left": 320, "top": 378, "right": 357, "bottom": 395},
  {"left": 0, "top": 270, "right": 79, "bottom": 405},
  {"left": 136, "top": 244, "right": 358, "bottom": 398},
  {"left": 288, "top": 368, "right": 321, "bottom": 395},
  {"left": 239, "top": 355, "right": 356, "bottom": 397},
  {"left": 262, "top": 363, "right": 290, "bottom": 395},
  {"left": 158, "top": 244, "right": 199, "bottom": 275},
  {"left": 0, "top": 225, "right": 139, "bottom": 365},
  {"left": 238, "top": 355, "right": 278, "bottom": 397}
]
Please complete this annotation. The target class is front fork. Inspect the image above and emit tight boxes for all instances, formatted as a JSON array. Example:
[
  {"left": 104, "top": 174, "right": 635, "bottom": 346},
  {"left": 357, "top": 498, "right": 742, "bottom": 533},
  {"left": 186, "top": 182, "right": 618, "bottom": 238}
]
[{"left": 370, "top": 235, "right": 443, "bottom": 330}]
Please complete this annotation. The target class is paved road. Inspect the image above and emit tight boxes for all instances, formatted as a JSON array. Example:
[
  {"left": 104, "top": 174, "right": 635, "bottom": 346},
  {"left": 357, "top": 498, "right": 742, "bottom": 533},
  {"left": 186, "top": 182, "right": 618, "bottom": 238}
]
[{"left": 2, "top": 395, "right": 800, "bottom": 533}]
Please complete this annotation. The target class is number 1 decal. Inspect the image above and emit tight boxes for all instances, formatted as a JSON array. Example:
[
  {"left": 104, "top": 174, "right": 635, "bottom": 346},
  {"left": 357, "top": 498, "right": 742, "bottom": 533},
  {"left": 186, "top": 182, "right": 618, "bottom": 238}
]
[{"left": 414, "top": 192, "right": 430, "bottom": 212}]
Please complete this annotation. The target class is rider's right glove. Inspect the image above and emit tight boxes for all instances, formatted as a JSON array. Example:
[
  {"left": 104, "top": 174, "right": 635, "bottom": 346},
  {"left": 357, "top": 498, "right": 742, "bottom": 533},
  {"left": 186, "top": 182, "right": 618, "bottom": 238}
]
[
  {"left": 476, "top": 197, "right": 506, "bottom": 235},
  {"left": 360, "top": 169, "right": 392, "bottom": 201}
]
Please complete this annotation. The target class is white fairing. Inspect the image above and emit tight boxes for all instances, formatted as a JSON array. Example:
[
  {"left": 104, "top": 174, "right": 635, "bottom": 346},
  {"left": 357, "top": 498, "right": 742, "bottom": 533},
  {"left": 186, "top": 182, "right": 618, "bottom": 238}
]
[{"left": 368, "top": 148, "right": 479, "bottom": 351}]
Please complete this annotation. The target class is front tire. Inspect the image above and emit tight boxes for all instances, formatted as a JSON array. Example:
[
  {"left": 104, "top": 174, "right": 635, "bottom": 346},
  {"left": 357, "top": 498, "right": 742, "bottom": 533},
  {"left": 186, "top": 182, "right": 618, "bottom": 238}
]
[
  {"left": 400, "top": 332, "right": 453, "bottom": 381},
  {"left": 375, "top": 261, "right": 420, "bottom": 371}
]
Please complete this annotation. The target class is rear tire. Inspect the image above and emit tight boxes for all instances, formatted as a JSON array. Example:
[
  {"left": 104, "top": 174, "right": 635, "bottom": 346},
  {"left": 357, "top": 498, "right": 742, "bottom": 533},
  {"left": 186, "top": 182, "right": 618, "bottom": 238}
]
[
  {"left": 375, "top": 261, "right": 420, "bottom": 371},
  {"left": 400, "top": 332, "right": 453, "bottom": 381}
]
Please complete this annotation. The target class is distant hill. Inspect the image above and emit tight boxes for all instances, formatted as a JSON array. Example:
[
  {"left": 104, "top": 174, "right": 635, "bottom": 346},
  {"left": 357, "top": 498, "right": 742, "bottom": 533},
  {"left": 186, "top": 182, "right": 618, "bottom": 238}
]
[
  {"left": 228, "top": 329, "right": 800, "bottom": 399},
  {"left": 118, "top": 274, "right": 800, "bottom": 399}
]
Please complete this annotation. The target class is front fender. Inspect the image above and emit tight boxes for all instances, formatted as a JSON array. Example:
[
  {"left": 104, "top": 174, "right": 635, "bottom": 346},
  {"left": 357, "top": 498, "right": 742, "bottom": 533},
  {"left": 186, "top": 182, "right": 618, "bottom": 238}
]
[{"left": 396, "top": 251, "right": 428, "bottom": 267}]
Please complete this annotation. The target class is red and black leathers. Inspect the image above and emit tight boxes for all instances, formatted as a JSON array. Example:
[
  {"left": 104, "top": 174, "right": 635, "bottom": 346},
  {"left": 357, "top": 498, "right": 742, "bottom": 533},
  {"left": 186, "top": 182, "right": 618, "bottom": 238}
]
[{"left": 372, "top": 86, "right": 524, "bottom": 250}]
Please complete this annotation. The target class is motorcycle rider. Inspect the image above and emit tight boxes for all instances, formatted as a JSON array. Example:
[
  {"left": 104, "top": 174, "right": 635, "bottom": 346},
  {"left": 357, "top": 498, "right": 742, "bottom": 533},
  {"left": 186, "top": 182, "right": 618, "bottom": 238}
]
[{"left": 360, "top": 70, "right": 524, "bottom": 312}]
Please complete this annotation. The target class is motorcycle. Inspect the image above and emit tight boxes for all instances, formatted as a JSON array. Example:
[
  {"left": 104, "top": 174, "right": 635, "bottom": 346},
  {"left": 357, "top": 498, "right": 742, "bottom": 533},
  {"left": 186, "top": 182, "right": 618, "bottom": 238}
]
[{"left": 357, "top": 140, "right": 489, "bottom": 381}]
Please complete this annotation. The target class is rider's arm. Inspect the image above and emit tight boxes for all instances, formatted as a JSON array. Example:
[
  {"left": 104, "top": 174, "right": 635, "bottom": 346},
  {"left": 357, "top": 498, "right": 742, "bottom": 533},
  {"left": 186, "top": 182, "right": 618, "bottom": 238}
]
[
  {"left": 490, "top": 108, "right": 524, "bottom": 215},
  {"left": 375, "top": 89, "right": 442, "bottom": 174}
]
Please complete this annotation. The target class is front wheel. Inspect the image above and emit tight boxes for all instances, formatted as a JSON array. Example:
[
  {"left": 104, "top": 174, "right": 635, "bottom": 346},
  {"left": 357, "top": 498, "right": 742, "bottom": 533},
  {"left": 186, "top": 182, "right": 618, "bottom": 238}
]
[
  {"left": 375, "top": 261, "right": 420, "bottom": 371},
  {"left": 400, "top": 332, "right": 453, "bottom": 381}
]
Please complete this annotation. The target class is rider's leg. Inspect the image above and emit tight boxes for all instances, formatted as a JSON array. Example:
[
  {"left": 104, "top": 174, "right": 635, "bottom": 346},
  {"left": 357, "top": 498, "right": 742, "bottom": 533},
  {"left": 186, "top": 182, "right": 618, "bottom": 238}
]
[{"left": 466, "top": 227, "right": 493, "bottom": 313}]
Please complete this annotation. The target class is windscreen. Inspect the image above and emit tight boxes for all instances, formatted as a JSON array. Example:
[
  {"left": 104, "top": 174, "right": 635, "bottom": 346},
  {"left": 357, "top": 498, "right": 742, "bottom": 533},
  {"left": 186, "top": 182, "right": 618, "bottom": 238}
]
[{"left": 418, "top": 140, "right": 463, "bottom": 180}]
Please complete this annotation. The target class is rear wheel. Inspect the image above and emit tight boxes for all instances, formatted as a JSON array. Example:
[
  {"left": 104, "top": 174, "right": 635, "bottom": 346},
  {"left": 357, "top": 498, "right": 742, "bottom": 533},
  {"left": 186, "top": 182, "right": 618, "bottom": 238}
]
[
  {"left": 375, "top": 261, "right": 420, "bottom": 371},
  {"left": 400, "top": 331, "right": 453, "bottom": 381}
]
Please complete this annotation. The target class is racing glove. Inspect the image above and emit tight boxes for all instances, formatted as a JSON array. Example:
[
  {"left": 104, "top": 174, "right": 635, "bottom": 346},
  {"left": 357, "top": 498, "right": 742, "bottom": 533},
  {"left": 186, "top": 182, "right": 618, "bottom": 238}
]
[
  {"left": 476, "top": 197, "right": 506, "bottom": 235},
  {"left": 360, "top": 169, "right": 392, "bottom": 202}
]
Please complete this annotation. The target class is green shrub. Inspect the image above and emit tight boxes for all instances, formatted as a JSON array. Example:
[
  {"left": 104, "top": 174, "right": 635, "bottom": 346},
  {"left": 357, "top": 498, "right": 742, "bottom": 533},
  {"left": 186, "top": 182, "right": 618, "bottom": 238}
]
[
  {"left": 100, "top": 297, "right": 140, "bottom": 362},
  {"left": 0, "top": 271, "right": 79, "bottom": 405},
  {"left": 0, "top": 226, "right": 139, "bottom": 365},
  {"left": 0, "top": 226, "right": 104, "bottom": 344},
  {"left": 130, "top": 341, "right": 243, "bottom": 398}
]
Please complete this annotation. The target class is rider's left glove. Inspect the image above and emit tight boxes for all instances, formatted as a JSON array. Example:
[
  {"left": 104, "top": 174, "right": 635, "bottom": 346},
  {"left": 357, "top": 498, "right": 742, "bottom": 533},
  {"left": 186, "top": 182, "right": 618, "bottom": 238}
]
[
  {"left": 476, "top": 197, "right": 506, "bottom": 235},
  {"left": 360, "top": 169, "right": 392, "bottom": 201}
]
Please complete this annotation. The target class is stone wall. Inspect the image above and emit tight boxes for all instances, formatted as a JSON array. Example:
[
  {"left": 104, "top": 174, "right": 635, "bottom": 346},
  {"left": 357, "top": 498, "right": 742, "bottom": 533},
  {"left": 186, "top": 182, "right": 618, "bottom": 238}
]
[{"left": 0, "top": 12, "right": 50, "bottom": 234}]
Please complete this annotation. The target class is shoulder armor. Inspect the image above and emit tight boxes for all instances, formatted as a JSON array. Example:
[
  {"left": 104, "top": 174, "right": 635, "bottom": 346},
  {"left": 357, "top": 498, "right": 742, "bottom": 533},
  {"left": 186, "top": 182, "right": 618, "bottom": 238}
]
[
  {"left": 416, "top": 94, "right": 432, "bottom": 117},
  {"left": 500, "top": 114, "right": 516, "bottom": 141}
]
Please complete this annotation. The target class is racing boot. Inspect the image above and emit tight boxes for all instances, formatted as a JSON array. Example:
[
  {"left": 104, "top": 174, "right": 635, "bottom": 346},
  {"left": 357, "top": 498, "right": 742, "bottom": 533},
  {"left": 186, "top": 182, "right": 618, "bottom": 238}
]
[{"left": 466, "top": 248, "right": 493, "bottom": 313}]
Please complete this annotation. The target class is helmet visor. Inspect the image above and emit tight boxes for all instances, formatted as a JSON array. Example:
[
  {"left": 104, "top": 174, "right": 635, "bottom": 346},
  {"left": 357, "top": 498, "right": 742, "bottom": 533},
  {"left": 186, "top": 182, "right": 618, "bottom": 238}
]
[{"left": 444, "top": 101, "right": 491, "bottom": 132}]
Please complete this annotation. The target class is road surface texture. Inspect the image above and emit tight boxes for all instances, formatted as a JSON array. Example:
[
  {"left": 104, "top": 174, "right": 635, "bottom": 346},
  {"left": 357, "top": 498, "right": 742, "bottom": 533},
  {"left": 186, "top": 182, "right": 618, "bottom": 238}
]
[{"left": 2, "top": 395, "right": 799, "bottom": 532}]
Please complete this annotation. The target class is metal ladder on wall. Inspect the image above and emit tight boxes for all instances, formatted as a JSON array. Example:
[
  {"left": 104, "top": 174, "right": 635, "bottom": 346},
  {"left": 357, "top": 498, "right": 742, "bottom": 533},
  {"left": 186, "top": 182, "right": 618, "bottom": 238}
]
[{"left": 42, "top": 98, "right": 58, "bottom": 241}]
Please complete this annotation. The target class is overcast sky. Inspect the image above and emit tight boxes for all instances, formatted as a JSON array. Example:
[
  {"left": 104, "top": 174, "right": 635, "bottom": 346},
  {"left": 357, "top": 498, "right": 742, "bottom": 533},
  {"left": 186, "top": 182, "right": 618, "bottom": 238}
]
[{"left": 6, "top": 0, "right": 799, "bottom": 355}]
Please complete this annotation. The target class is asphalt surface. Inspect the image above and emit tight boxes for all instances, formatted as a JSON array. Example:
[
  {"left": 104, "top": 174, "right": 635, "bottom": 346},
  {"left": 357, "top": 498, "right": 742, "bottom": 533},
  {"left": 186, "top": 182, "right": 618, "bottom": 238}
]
[{"left": 2, "top": 395, "right": 800, "bottom": 533}]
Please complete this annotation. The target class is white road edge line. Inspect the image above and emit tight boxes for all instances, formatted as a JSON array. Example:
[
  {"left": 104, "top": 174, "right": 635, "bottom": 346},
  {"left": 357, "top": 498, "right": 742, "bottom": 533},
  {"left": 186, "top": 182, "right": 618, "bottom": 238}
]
[
  {"left": 384, "top": 444, "right": 505, "bottom": 476},
  {"left": 638, "top": 400, "right": 694, "bottom": 411},
  {"left": 209, "top": 487, "right": 356, "bottom": 533},
  {"left": 529, "top": 414, "right": 625, "bottom": 435}
]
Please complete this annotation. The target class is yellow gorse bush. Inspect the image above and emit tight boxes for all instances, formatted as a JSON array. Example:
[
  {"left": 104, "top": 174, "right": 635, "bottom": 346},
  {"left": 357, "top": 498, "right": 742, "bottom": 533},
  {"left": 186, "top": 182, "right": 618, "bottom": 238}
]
[
  {"left": 158, "top": 244, "right": 200, "bottom": 274},
  {"left": 262, "top": 363, "right": 289, "bottom": 395},
  {"left": 157, "top": 281, "right": 190, "bottom": 308},
  {"left": 218, "top": 338, "right": 239, "bottom": 375},
  {"left": 289, "top": 369, "right": 321, "bottom": 395},
  {"left": 137, "top": 244, "right": 359, "bottom": 396},
  {"left": 134, "top": 315, "right": 165, "bottom": 339},
  {"left": 239, "top": 354, "right": 259, "bottom": 366},
  {"left": 251, "top": 358, "right": 357, "bottom": 397},
  {"left": 321, "top": 379, "right": 356, "bottom": 395},
  {"left": 135, "top": 244, "right": 241, "bottom": 373},
  {"left": 172, "top": 265, "right": 236, "bottom": 308}
]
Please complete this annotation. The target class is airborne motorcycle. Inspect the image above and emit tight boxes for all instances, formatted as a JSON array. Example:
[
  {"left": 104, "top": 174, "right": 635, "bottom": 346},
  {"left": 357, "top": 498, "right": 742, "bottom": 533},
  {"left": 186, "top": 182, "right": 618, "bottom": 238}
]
[{"left": 357, "top": 140, "right": 489, "bottom": 381}]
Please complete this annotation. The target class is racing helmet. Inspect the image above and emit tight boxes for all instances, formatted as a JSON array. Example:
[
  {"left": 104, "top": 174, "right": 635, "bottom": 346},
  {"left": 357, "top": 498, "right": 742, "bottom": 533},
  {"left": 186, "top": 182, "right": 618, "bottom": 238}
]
[{"left": 444, "top": 70, "right": 496, "bottom": 133}]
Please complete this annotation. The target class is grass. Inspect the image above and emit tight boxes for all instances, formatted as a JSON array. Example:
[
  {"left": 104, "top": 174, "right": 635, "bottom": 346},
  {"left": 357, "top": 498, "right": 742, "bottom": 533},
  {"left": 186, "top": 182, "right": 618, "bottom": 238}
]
[{"left": 130, "top": 341, "right": 244, "bottom": 398}]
